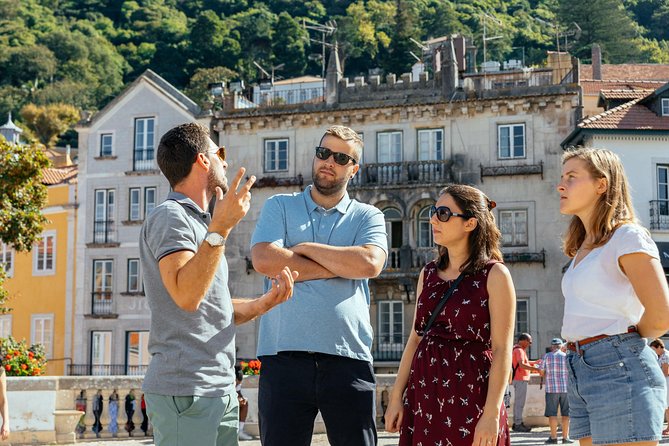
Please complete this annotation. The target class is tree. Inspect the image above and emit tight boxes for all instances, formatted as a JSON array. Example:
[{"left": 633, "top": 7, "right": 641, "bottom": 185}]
[
  {"left": 184, "top": 66, "right": 238, "bottom": 106},
  {"left": 271, "top": 12, "right": 308, "bottom": 78},
  {"left": 0, "top": 138, "right": 50, "bottom": 311},
  {"left": 19, "top": 103, "right": 80, "bottom": 148},
  {"left": 189, "top": 10, "right": 241, "bottom": 70}
]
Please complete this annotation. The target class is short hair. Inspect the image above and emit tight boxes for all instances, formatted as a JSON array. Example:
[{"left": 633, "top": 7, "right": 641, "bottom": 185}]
[
  {"left": 650, "top": 338, "right": 665, "bottom": 349},
  {"left": 517, "top": 333, "right": 531, "bottom": 342},
  {"left": 157, "top": 122, "right": 210, "bottom": 188},
  {"left": 320, "top": 125, "right": 363, "bottom": 161}
]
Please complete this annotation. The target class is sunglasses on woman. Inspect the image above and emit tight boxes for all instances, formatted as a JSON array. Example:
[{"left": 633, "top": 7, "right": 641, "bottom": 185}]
[
  {"left": 209, "top": 146, "right": 226, "bottom": 161},
  {"left": 429, "top": 205, "right": 472, "bottom": 222},
  {"left": 315, "top": 146, "right": 357, "bottom": 166}
]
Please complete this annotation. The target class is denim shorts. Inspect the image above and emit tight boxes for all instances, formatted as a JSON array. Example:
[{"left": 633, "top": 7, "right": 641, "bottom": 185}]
[
  {"left": 544, "top": 392, "right": 569, "bottom": 417},
  {"left": 567, "top": 332, "right": 666, "bottom": 444}
]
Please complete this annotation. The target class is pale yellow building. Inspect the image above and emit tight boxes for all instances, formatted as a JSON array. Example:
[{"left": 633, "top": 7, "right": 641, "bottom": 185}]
[{"left": 1, "top": 163, "right": 78, "bottom": 375}]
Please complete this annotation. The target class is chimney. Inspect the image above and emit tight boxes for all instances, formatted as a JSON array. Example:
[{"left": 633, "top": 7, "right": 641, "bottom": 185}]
[
  {"left": 325, "top": 41, "right": 342, "bottom": 105},
  {"left": 441, "top": 39, "right": 459, "bottom": 97},
  {"left": 591, "top": 44, "right": 602, "bottom": 80}
]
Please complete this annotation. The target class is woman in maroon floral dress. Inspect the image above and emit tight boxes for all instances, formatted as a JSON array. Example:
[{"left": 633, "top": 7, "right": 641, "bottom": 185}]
[{"left": 385, "top": 184, "right": 515, "bottom": 446}]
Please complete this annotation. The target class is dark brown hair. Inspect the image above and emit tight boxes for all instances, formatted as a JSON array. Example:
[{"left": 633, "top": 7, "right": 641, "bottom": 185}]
[
  {"left": 436, "top": 184, "right": 503, "bottom": 275},
  {"left": 157, "top": 122, "right": 210, "bottom": 188}
]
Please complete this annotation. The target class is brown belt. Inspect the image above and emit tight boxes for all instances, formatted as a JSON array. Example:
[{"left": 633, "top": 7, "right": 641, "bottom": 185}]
[{"left": 566, "top": 325, "right": 638, "bottom": 354}]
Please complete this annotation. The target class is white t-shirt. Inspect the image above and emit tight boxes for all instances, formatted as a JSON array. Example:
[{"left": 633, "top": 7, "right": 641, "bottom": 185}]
[{"left": 561, "top": 223, "right": 659, "bottom": 341}]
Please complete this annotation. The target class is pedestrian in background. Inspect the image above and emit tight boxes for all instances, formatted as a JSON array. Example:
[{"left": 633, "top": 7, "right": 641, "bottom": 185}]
[
  {"left": 511, "top": 333, "right": 537, "bottom": 432},
  {"left": 650, "top": 338, "right": 669, "bottom": 436},
  {"left": 558, "top": 147, "right": 669, "bottom": 446},
  {"left": 538, "top": 338, "right": 572, "bottom": 444}
]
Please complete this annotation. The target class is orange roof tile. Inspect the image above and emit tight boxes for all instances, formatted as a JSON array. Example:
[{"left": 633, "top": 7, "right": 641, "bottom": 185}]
[
  {"left": 578, "top": 98, "right": 669, "bottom": 130},
  {"left": 581, "top": 80, "right": 666, "bottom": 95},
  {"left": 599, "top": 89, "right": 655, "bottom": 100},
  {"left": 41, "top": 165, "right": 78, "bottom": 185},
  {"left": 580, "top": 64, "right": 669, "bottom": 81}
]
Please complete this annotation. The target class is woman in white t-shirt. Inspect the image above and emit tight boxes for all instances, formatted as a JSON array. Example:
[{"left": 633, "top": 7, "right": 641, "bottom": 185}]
[{"left": 557, "top": 147, "right": 669, "bottom": 446}]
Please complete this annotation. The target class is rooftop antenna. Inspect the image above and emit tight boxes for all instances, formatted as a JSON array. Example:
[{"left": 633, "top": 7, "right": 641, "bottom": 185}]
[
  {"left": 480, "top": 13, "right": 503, "bottom": 71},
  {"left": 302, "top": 18, "right": 337, "bottom": 80},
  {"left": 253, "top": 61, "right": 284, "bottom": 84}
]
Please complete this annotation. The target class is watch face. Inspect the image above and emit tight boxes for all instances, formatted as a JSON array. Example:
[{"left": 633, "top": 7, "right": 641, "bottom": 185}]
[{"left": 206, "top": 232, "right": 225, "bottom": 246}]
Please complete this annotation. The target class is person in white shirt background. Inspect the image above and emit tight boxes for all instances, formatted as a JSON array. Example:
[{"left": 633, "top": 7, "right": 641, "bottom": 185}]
[{"left": 557, "top": 147, "right": 669, "bottom": 446}]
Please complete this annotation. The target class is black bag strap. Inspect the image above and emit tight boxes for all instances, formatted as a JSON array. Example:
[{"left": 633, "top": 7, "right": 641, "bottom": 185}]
[{"left": 423, "top": 273, "right": 465, "bottom": 334}]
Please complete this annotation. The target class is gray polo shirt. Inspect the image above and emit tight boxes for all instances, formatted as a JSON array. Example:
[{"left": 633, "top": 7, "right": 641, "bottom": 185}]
[
  {"left": 250, "top": 186, "right": 388, "bottom": 362},
  {"left": 139, "top": 192, "right": 235, "bottom": 397}
]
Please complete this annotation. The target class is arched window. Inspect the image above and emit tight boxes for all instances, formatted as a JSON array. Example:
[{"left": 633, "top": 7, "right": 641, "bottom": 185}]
[
  {"left": 416, "top": 206, "right": 433, "bottom": 247},
  {"left": 383, "top": 207, "right": 403, "bottom": 269}
]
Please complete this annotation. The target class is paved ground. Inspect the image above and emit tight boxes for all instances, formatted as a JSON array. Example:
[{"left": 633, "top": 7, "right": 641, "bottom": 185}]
[{"left": 65, "top": 428, "right": 669, "bottom": 446}]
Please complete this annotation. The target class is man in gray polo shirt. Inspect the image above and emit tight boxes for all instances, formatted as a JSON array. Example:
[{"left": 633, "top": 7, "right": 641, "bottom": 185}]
[
  {"left": 140, "top": 123, "right": 297, "bottom": 446},
  {"left": 251, "top": 125, "right": 388, "bottom": 446}
]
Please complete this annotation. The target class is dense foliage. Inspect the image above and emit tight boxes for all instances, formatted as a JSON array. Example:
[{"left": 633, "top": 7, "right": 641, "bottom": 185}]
[
  {"left": 0, "top": 336, "right": 47, "bottom": 376},
  {"left": 1, "top": 0, "right": 668, "bottom": 125}
]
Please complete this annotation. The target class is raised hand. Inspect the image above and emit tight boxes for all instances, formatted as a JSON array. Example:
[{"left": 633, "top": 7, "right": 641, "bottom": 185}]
[
  {"left": 210, "top": 167, "right": 255, "bottom": 237},
  {"left": 261, "top": 267, "right": 299, "bottom": 310}
]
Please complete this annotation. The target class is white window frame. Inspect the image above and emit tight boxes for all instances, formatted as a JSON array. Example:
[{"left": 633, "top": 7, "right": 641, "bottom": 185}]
[
  {"left": 416, "top": 206, "right": 433, "bottom": 247},
  {"left": 0, "top": 315, "right": 12, "bottom": 338},
  {"left": 264, "top": 139, "right": 289, "bottom": 172},
  {"left": 33, "top": 231, "right": 56, "bottom": 275},
  {"left": 497, "top": 123, "right": 526, "bottom": 159},
  {"left": 378, "top": 301, "right": 404, "bottom": 347},
  {"left": 377, "top": 131, "right": 403, "bottom": 163},
  {"left": 100, "top": 133, "right": 113, "bottom": 156},
  {"left": 417, "top": 128, "right": 443, "bottom": 161},
  {"left": 515, "top": 298, "right": 529, "bottom": 337},
  {"left": 662, "top": 98, "right": 669, "bottom": 116},
  {"left": 499, "top": 209, "right": 529, "bottom": 247},
  {"left": 126, "top": 331, "right": 150, "bottom": 375},
  {"left": 31, "top": 314, "right": 54, "bottom": 359},
  {"left": 127, "top": 258, "right": 141, "bottom": 293},
  {"left": 144, "top": 187, "right": 156, "bottom": 218},
  {"left": 1, "top": 243, "right": 14, "bottom": 277},
  {"left": 129, "top": 188, "right": 141, "bottom": 221},
  {"left": 134, "top": 117, "right": 156, "bottom": 161},
  {"left": 91, "top": 330, "right": 112, "bottom": 375},
  {"left": 658, "top": 165, "right": 669, "bottom": 218}
]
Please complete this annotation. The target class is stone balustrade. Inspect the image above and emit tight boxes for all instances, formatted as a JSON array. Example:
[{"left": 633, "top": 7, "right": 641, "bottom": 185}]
[{"left": 4, "top": 374, "right": 548, "bottom": 444}]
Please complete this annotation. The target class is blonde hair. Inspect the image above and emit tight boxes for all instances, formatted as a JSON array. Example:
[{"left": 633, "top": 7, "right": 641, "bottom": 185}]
[
  {"left": 561, "top": 147, "right": 637, "bottom": 257},
  {"left": 321, "top": 125, "right": 363, "bottom": 160}
]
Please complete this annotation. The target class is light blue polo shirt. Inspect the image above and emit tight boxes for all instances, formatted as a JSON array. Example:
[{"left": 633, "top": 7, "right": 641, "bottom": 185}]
[{"left": 250, "top": 186, "right": 387, "bottom": 362}]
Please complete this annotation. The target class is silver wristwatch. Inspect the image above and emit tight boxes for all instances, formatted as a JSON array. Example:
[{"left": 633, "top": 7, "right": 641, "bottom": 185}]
[{"left": 204, "top": 231, "right": 226, "bottom": 247}]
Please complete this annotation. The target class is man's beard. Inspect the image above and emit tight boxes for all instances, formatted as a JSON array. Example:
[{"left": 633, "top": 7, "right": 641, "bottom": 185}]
[
  {"left": 207, "top": 167, "right": 228, "bottom": 196},
  {"left": 312, "top": 165, "right": 347, "bottom": 196}
]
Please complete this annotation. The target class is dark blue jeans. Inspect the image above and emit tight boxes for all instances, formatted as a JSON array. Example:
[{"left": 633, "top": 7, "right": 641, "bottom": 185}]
[{"left": 258, "top": 351, "right": 377, "bottom": 446}]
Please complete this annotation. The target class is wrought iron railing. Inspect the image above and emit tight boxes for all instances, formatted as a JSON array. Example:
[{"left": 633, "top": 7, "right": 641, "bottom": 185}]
[
  {"left": 133, "top": 150, "right": 155, "bottom": 171},
  {"left": 480, "top": 161, "right": 543, "bottom": 182},
  {"left": 383, "top": 247, "right": 437, "bottom": 273},
  {"left": 650, "top": 200, "right": 669, "bottom": 230},
  {"left": 372, "top": 335, "right": 408, "bottom": 362},
  {"left": 91, "top": 291, "right": 115, "bottom": 316},
  {"left": 503, "top": 249, "right": 546, "bottom": 267},
  {"left": 350, "top": 160, "right": 451, "bottom": 188},
  {"left": 68, "top": 364, "right": 148, "bottom": 376},
  {"left": 93, "top": 220, "right": 116, "bottom": 244}
]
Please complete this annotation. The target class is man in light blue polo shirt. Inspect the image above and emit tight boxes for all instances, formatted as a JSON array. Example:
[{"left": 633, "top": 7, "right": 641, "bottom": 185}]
[{"left": 251, "top": 125, "right": 388, "bottom": 446}]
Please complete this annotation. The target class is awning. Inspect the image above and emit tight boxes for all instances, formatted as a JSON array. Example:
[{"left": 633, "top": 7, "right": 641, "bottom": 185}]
[{"left": 656, "top": 242, "right": 669, "bottom": 269}]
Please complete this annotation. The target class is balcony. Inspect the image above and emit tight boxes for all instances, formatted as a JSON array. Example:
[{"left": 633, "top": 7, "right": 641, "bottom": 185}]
[
  {"left": 68, "top": 364, "right": 148, "bottom": 376},
  {"left": 650, "top": 200, "right": 669, "bottom": 230},
  {"left": 91, "top": 220, "right": 117, "bottom": 245},
  {"left": 372, "top": 335, "right": 408, "bottom": 362},
  {"left": 480, "top": 161, "right": 543, "bottom": 182},
  {"left": 503, "top": 249, "right": 546, "bottom": 267},
  {"left": 382, "top": 246, "right": 437, "bottom": 277},
  {"left": 132, "top": 150, "right": 156, "bottom": 172},
  {"left": 90, "top": 292, "right": 117, "bottom": 317},
  {"left": 349, "top": 160, "right": 452, "bottom": 189}
]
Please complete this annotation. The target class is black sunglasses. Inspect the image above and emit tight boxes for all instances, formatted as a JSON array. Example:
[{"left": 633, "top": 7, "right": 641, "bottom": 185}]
[
  {"left": 429, "top": 205, "right": 471, "bottom": 222},
  {"left": 315, "top": 146, "right": 357, "bottom": 166},
  {"left": 209, "top": 146, "right": 226, "bottom": 161}
]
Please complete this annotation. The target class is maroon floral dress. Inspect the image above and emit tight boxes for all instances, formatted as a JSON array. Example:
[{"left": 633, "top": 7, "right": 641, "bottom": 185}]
[{"left": 399, "top": 261, "right": 510, "bottom": 446}]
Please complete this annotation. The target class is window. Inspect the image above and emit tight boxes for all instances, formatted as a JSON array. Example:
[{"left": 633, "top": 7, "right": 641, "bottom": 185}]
[
  {"left": 264, "top": 139, "right": 288, "bottom": 172},
  {"left": 416, "top": 206, "right": 433, "bottom": 248},
  {"left": 378, "top": 301, "right": 404, "bottom": 345},
  {"left": 134, "top": 117, "right": 155, "bottom": 170},
  {"left": 515, "top": 299, "right": 529, "bottom": 336},
  {"left": 662, "top": 98, "right": 669, "bottom": 116},
  {"left": 33, "top": 232, "right": 56, "bottom": 275},
  {"left": 127, "top": 259, "right": 141, "bottom": 293},
  {"left": 499, "top": 210, "right": 528, "bottom": 247},
  {"left": 100, "top": 133, "right": 113, "bottom": 156},
  {"left": 129, "top": 188, "right": 141, "bottom": 221},
  {"left": 126, "top": 331, "right": 150, "bottom": 375},
  {"left": 0, "top": 315, "right": 11, "bottom": 338},
  {"left": 417, "top": 129, "right": 443, "bottom": 161},
  {"left": 659, "top": 165, "right": 668, "bottom": 216},
  {"left": 145, "top": 187, "right": 156, "bottom": 217},
  {"left": 377, "top": 131, "right": 402, "bottom": 163},
  {"left": 91, "top": 331, "right": 112, "bottom": 375},
  {"left": 92, "top": 259, "right": 113, "bottom": 315},
  {"left": 94, "top": 189, "right": 115, "bottom": 243},
  {"left": 0, "top": 243, "right": 13, "bottom": 277},
  {"left": 32, "top": 314, "right": 53, "bottom": 359},
  {"left": 384, "top": 208, "right": 403, "bottom": 269},
  {"left": 498, "top": 124, "right": 525, "bottom": 159}
]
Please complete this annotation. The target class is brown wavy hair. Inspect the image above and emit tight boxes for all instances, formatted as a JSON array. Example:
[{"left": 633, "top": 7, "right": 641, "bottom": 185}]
[
  {"left": 561, "top": 148, "right": 637, "bottom": 258},
  {"left": 436, "top": 184, "right": 503, "bottom": 275}
]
